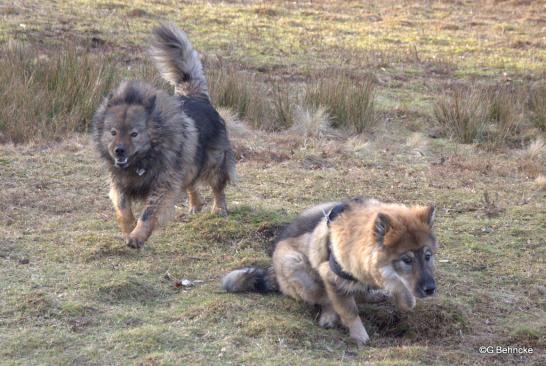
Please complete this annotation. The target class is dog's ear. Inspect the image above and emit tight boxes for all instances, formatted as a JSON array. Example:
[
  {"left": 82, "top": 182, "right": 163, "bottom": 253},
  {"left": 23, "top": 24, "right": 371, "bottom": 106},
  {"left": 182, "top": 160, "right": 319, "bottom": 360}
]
[
  {"left": 374, "top": 212, "right": 391, "bottom": 245},
  {"left": 144, "top": 95, "right": 156, "bottom": 113},
  {"left": 417, "top": 205, "right": 435, "bottom": 228}
]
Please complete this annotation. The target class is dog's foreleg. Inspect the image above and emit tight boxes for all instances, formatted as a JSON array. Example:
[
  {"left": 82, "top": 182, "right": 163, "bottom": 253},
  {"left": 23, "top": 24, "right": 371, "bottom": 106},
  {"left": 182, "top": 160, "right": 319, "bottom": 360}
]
[
  {"left": 187, "top": 186, "right": 204, "bottom": 214},
  {"left": 126, "top": 187, "right": 175, "bottom": 249},
  {"left": 109, "top": 185, "right": 136, "bottom": 237},
  {"left": 380, "top": 265, "right": 416, "bottom": 312},
  {"left": 318, "top": 262, "right": 370, "bottom": 346},
  {"left": 211, "top": 186, "right": 227, "bottom": 215}
]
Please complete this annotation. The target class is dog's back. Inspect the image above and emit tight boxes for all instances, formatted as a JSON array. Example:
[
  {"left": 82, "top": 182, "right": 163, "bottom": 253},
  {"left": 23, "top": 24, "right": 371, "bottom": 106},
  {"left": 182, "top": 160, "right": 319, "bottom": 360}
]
[
  {"left": 150, "top": 23, "right": 236, "bottom": 185},
  {"left": 179, "top": 96, "right": 230, "bottom": 172}
]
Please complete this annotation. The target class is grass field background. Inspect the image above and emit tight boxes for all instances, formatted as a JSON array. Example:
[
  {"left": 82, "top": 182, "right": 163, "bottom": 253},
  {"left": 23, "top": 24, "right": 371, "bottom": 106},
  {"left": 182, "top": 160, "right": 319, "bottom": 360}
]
[{"left": 0, "top": 1, "right": 545, "bottom": 365}]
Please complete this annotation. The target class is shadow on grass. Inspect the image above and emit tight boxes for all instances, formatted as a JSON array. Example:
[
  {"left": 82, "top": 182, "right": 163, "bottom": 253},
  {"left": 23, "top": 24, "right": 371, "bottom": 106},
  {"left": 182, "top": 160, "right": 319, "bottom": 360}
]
[{"left": 186, "top": 205, "right": 289, "bottom": 254}]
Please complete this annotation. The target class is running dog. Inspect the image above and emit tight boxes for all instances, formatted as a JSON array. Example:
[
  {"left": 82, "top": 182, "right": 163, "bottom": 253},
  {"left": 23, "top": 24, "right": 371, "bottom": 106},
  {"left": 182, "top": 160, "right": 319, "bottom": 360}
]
[{"left": 93, "top": 23, "right": 236, "bottom": 249}]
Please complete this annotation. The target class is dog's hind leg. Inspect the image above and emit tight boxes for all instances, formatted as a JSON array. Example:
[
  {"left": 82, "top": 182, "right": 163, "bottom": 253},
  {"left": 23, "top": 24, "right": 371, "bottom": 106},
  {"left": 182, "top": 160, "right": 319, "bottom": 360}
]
[
  {"left": 109, "top": 185, "right": 136, "bottom": 238},
  {"left": 127, "top": 187, "right": 176, "bottom": 249},
  {"left": 274, "top": 240, "right": 329, "bottom": 305},
  {"left": 207, "top": 170, "right": 227, "bottom": 215},
  {"left": 187, "top": 186, "right": 204, "bottom": 214},
  {"left": 207, "top": 150, "right": 232, "bottom": 215}
]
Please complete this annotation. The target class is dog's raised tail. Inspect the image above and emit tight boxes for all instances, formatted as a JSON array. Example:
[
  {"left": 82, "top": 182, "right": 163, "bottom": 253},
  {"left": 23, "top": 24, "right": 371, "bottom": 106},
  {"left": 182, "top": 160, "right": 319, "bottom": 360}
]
[
  {"left": 149, "top": 22, "right": 209, "bottom": 98},
  {"left": 222, "top": 266, "right": 278, "bottom": 293}
]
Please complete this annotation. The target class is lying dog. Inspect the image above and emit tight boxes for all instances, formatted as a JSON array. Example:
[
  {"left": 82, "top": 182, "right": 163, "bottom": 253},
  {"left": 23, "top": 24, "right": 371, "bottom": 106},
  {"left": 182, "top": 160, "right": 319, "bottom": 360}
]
[
  {"left": 93, "top": 23, "right": 236, "bottom": 249},
  {"left": 222, "top": 198, "right": 437, "bottom": 345}
]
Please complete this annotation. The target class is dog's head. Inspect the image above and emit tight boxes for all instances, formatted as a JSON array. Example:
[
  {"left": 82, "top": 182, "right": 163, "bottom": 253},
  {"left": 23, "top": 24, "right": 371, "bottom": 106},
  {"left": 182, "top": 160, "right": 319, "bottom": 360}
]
[
  {"left": 372, "top": 205, "right": 438, "bottom": 309},
  {"left": 93, "top": 81, "right": 156, "bottom": 169}
]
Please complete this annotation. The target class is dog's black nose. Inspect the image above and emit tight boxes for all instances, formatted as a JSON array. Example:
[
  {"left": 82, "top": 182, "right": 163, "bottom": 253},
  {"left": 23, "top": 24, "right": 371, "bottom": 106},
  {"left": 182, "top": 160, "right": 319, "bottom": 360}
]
[
  {"left": 425, "top": 286, "right": 435, "bottom": 296},
  {"left": 114, "top": 146, "right": 125, "bottom": 157},
  {"left": 423, "top": 282, "right": 436, "bottom": 296}
]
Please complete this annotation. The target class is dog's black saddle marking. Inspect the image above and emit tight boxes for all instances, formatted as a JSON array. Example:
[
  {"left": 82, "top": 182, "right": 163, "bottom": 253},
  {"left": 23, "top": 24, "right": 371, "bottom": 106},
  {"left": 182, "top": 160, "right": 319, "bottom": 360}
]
[
  {"left": 325, "top": 203, "right": 348, "bottom": 225},
  {"left": 326, "top": 203, "right": 358, "bottom": 283}
]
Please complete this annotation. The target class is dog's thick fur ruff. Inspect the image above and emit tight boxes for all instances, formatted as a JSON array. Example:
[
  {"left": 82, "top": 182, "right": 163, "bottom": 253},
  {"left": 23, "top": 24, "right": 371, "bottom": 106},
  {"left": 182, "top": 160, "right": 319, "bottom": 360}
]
[
  {"left": 222, "top": 198, "right": 438, "bottom": 345},
  {"left": 93, "top": 22, "right": 236, "bottom": 249}
]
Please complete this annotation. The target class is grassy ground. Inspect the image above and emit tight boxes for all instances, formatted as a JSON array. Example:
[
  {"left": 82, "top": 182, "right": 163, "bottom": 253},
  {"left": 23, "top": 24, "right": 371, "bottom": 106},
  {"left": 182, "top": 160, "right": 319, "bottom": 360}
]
[{"left": 1, "top": 0, "right": 545, "bottom": 365}]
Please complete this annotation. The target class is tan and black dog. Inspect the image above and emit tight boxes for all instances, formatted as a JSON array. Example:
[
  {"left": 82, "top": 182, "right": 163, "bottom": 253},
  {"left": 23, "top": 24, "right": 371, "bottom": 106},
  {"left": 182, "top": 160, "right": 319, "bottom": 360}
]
[
  {"left": 222, "top": 198, "right": 437, "bottom": 345},
  {"left": 93, "top": 23, "right": 236, "bottom": 249}
]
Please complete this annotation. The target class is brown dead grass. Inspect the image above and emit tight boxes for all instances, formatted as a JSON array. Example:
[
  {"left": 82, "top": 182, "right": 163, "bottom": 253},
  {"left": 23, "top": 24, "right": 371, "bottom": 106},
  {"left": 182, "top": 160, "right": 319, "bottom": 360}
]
[
  {"left": 304, "top": 74, "right": 376, "bottom": 133},
  {"left": 289, "top": 106, "right": 334, "bottom": 140},
  {"left": 519, "top": 137, "right": 546, "bottom": 177},
  {"left": 0, "top": 42, "right": 119, "bottom": 143},
  {"left": 534, "top": 175, "right": 546, "bottom": 191},
  {"left": 484, "top": 84, "right": 525, "bottom": 147},
  {"left": 433, "top": 83, "right": 531, "bottom": 147},
  {"left": 529, "top": 81, "right": 546, "bottom": 131},
  {"left": 433, "top": 85, "right": 489, "bottom": 144}
]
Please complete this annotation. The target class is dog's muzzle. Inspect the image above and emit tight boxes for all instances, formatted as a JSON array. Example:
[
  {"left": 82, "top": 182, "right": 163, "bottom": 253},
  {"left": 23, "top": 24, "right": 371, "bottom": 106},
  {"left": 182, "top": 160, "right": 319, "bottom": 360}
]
[
  {"left": 417, "top": 277, "right": 436, "bottom": 298},
  {"left": 114, "top": 157, "right": 129, "bottom": 168}
]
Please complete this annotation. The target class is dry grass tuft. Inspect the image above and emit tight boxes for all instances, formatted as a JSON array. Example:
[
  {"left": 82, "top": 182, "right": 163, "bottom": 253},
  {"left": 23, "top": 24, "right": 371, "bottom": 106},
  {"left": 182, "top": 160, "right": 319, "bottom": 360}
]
[
  {"left": 433, "top": 85, "right": 489, "bottom": 144},
  {"left": 217, "top": 107, "right": 255, "bottom": 140},
  {"left": 526, "top": 137, "right": 545, "bottom": 159},
  {"left": 304, "top": 74, "right": 376, "bottom": 133},
  {"left": 207, "top": 64, "right": 272, "bottom": 129},
  {"left": 529, "top": 81, "right": 546, "bottom": 131},
  {"left": 289, "top": 105, "right": 333, "bottom": 139},
  {"left": 534, "top": 175, "right": 546, "bottom": 191},
  {"left": 0, "top": 42, "right": 119, "bottom": 143},
  {"left": 271, "top": 84, "right": 295, "bottom": 131},
  {"left": 433, "top": 83, "right": 526, "bottom": 147},
  {"left": 519, "top": 137, "right": 545, "bottom": 177},
  {"left": 484, "top": 84, "right": 524, "bottom": 147},
  {"left": 208, "top": 64, "right": 297, "bottom": 131},
  {"left": 210, "top": 66, "right": 378, "bottom": 134}
]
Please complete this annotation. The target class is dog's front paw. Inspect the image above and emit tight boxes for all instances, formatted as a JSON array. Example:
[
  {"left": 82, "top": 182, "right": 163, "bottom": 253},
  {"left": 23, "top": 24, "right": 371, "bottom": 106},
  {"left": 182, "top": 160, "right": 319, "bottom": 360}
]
[
  {"left": 211, "top": 206, "right": 228, "bottom": 216},
  {"left": 349, "top": 321, "right": 370, "bottom": 346},
  {"left": 189, "top": 206, "right": 202, "bottom": 215},
  {"left": 126, "top": 236, "right": 145, "bottom": 249},
  {"left": 394, "top": 290, "right": 416, "bottom": 312}
]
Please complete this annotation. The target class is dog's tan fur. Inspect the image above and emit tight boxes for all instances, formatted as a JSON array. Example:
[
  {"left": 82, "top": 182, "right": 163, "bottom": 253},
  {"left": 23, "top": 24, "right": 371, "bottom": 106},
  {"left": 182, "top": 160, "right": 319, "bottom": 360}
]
[{"left": 223, "top": 199, "right": 438, "bottom": 345}]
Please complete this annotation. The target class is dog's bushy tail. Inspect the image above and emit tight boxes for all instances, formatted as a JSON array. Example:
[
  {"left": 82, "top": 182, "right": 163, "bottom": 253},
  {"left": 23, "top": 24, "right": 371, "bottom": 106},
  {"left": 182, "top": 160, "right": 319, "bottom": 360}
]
[
  {"left": 222, "top": 266, "right": 278, "bottom": 293},
  {"left": 149, "top": 22, "right": 209, "bottom": 98}
]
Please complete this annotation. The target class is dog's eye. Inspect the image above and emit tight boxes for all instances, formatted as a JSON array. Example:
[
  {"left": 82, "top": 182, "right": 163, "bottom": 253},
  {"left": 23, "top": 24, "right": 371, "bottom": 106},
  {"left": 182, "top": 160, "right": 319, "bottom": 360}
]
[
  {"left": 130, "top": 132, "right": 138, "bottom": 138},
  {"left": 402, "top": 256, "right": 413, "bottom": 265},
  {"left": 111, "top": 130, "right": 117, "bottom": 136}
]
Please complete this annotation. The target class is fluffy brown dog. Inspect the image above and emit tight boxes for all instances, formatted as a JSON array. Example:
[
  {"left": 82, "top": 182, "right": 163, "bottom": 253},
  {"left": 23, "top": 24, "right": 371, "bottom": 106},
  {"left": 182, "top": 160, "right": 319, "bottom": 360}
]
[
  {"left": 93, "top": 23, "right": 236, "bottom": 249},
  {"left": 222, "top": 198, "right": 437, "bottom": 345}
]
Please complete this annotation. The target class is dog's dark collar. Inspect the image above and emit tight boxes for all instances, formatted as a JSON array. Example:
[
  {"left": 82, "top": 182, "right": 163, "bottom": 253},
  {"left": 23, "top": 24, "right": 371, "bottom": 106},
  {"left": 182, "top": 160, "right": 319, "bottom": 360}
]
[{"left": 325, "top": 203, "right": 358, "bottom": 283}]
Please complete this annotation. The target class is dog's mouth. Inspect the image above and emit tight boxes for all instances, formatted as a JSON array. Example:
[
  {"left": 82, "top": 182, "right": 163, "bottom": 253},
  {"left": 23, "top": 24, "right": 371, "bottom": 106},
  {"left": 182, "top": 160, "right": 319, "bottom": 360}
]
[{"left": 114, "top": 157, "right": 129, "bottom": 168}]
